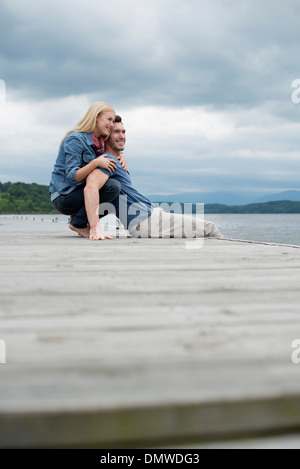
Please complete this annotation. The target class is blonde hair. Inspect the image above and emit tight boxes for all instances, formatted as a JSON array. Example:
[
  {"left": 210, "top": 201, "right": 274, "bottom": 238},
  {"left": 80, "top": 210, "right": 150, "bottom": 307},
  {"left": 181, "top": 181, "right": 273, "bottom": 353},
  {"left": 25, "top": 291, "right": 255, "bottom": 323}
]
[{"left": 60, "top": 101, "right": 115, "bottom": 147}]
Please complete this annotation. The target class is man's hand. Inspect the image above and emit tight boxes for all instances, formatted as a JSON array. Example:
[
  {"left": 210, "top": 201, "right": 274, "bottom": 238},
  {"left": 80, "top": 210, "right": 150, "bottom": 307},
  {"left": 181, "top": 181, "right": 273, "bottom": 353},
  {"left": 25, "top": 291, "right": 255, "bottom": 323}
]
[
  {"left": 94, "top": 154, "right": 117, "bottom": 174},
  {"left": 117, "top": 153, "right": 128, "bottom": 172}
]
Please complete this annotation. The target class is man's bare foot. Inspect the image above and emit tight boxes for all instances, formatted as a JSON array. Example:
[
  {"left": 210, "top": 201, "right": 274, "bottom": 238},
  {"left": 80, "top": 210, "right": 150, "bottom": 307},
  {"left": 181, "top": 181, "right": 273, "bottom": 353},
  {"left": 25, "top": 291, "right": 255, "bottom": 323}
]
[
  {"left": 69, "top": 223, "right": 90, "bottom": 238},
  {"left": 89, "top": 224, "right": 113, "bottom": 241}
]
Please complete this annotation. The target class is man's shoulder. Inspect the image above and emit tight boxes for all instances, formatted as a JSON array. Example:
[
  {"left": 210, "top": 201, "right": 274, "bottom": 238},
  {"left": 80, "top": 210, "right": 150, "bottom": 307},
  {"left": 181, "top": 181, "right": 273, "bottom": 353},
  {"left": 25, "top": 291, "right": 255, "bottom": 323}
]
[{"left": 105, "top": 153, "right": 120, "bottom": 164}]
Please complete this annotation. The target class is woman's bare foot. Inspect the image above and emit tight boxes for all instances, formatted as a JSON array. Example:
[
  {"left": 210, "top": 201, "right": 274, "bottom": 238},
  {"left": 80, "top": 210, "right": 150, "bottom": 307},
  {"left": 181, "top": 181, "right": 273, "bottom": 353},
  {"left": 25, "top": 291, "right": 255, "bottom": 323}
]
[
  {"left": 89, "top": 224, "right": 113, "bottom": 241},
  {"left": 69, "top": 223, "right": 90, "bottom": 238}
]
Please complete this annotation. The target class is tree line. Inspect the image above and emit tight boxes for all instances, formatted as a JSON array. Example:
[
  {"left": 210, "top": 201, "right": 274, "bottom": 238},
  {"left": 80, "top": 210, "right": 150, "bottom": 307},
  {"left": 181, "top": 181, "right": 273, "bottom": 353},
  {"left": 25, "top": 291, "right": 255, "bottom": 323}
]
[
  {"left": 0, "top": 182, "right": 55, "bottom": 213},
  {"left": 203, "top": 201, "right": 300, "bottom": 213},
  {"left": 155, "top": 201, "right": 300, "bottom": 214}
]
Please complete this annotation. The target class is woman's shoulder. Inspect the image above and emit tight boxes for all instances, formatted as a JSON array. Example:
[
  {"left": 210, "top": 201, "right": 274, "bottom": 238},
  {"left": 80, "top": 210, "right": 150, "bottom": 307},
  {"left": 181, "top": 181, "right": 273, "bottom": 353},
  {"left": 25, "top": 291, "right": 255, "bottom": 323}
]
[
  {"left": 66, "top": 130, "right": 83, "bottom": 139},
  {"left": 64, "top": 131, "right": 93, "bottom": 146},
  {"left": 66, "top": 131, "right": 93, "bottom": 143}
]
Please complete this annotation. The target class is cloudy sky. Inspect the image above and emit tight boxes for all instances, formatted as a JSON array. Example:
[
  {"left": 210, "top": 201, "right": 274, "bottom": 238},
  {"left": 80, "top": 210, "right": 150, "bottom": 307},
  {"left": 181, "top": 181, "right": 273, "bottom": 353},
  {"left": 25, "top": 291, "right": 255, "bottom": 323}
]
[{"left": 0, "top": 0, "right": 300, "bottom": 199}]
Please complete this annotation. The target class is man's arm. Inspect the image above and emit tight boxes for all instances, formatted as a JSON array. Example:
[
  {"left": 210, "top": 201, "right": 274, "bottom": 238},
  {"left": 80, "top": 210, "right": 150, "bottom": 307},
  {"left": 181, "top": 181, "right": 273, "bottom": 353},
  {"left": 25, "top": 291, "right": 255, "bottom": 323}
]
[{"left": 76, "top": 155, "right": 117, "bottom": 183}]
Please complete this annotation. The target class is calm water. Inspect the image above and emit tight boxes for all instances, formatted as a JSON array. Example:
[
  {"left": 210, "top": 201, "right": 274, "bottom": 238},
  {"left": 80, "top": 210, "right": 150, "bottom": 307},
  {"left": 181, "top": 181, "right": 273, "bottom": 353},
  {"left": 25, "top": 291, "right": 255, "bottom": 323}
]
[
  {"left": 1, "top": 213, "right": 300, "bottom": 246},
  {"left": 205, "top": 213, "right": 300, "bottom": 246}
]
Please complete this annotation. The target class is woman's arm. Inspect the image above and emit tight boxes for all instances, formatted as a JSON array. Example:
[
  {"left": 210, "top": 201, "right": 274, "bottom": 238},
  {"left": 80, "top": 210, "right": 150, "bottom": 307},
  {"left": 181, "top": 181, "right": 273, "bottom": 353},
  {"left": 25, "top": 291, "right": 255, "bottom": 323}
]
[
  {"left": 117, "top": 153, "right": 128, "bottom": 172},
  {"left": 75, "top": 159, "right": 97, "bottom": 183},
  {"left": 75, "top": 154, "right": 117, "bottom": 183},
  {"left": 64, "top": 135, "right": 117, "bottom": 184}
]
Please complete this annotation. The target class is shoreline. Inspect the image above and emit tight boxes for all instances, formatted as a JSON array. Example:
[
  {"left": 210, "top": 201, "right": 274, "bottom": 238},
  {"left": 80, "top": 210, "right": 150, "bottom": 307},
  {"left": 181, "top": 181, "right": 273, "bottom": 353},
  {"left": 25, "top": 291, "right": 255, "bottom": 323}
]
[{"left": 1, "top": 213, "right": 300, "bottom": 246}]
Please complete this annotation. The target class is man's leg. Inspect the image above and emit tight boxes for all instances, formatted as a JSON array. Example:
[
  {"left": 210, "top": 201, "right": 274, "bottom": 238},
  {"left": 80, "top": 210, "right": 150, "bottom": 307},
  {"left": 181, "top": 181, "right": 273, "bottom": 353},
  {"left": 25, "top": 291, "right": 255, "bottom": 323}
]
[
  {"left": 100, "top": 179, "right": 121, "bottom": 204},
  {"left": 129, "top": 208, "right": 223, "bottom": 238},
  {"left": 166, "top": 212, "right": 224, "bottom": 238},
  {"left": 129, "top": 208, "right": 164, "bottom": 238}
]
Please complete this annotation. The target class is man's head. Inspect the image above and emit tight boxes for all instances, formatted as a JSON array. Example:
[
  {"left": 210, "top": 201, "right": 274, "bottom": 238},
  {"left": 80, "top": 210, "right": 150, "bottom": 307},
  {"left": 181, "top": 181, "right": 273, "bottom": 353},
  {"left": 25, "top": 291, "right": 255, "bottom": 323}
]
[{"left": 106, "top": 115, "right": 126, "bottom": 153}]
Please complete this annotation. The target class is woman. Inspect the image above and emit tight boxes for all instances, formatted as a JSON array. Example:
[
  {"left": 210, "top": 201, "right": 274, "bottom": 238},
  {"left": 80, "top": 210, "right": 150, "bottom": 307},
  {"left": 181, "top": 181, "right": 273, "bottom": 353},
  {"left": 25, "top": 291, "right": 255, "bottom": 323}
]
[{"left": 50, "top": 102, "right": 124, "bottom": 240}]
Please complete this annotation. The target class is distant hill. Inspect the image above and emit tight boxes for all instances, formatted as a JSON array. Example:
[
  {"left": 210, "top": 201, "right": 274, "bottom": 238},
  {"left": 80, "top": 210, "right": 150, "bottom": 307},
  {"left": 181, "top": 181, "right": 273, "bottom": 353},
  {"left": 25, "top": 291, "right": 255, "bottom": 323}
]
[
  {"left": 148, "top": 190, "right": 300, "bottom": 205},
  {"left": 253, "top": 190, "right": 300, "bottom": 203},
  {"left": 1, "top": 182, "right": 300, "bottom": 214},
  {"left": 204, "top": 201, "right": 300, "bottom": 214},
  {"left": 147, "top": 191, "right": 255, "bottom": 205},
  {"left": 0, "top": 182, "right": 55, "bottom": 214},
  {"left": 154, "top": 201, "right": 300, "bottom": 214}
]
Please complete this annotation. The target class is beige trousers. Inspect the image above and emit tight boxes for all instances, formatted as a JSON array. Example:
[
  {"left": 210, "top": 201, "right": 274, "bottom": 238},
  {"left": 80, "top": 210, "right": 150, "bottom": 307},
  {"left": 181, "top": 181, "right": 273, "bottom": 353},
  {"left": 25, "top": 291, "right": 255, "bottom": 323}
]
[{"left": 128, "top": 207, "right": 223, "bottom": 238}]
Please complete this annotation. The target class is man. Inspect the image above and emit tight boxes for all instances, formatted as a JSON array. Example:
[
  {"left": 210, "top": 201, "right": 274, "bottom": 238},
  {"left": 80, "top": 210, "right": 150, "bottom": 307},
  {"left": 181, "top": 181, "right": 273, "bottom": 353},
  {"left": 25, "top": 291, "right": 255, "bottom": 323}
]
[{"left": 91, "top": 116, "right": 223, "bottom": 239}]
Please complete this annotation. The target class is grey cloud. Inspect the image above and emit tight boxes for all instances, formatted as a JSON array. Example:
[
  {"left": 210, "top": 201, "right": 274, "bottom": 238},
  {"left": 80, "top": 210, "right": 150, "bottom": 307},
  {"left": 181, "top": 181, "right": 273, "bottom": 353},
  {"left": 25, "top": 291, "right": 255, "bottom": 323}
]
[
  {"left": 1, "top": 0, "right": 300, "bottom": 196},
  {"left": 1, "top": 0, "right": 300, "bottom": 113}
]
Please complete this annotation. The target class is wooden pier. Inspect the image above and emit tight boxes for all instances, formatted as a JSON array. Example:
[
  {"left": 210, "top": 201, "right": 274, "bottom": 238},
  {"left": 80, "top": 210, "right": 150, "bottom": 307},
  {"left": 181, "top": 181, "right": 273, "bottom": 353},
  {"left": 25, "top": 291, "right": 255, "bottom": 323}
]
[{"left": 1, "top": 218, "right": 300, "bottom": 448}]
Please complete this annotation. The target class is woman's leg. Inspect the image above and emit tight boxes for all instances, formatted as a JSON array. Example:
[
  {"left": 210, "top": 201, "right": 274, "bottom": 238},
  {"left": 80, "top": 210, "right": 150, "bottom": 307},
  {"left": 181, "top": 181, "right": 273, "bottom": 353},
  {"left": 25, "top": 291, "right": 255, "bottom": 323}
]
[
  {"left": 71, "top": 179, "right": 121, "bottom": 228},
  {"left": 52, "top": 179, "right": 121, "bottom": 239},
  {"left": 84, "top": 170, "right": 114, "bottom": 240},
  {"left": 52, "top": 186, "right": 90, "bottom": 238},
  {"left": 100, "top": 179, "right": 121, "bottom": 204}
]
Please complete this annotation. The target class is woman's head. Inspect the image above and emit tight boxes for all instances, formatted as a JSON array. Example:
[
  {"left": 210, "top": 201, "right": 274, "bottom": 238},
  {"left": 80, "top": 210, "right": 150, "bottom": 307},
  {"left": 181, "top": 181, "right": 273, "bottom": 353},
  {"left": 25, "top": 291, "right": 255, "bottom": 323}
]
[
  {"left": 76, "top": 102, "right": 115, "bottom": 136},
  {"left": 60, "top": 101, "right": 115, "bottom": 146}
]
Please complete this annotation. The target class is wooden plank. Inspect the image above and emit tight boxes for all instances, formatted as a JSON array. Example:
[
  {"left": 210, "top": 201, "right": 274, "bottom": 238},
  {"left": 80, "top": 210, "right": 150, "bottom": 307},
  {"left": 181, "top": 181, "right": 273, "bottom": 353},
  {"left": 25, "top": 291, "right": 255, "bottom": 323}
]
[
  {"left": 1, "top": 218, "right": 300, "bottom": 447},
  {"left": 1, "top": 396, "right": 300, "bottom": 448},
  {"left": 161, "top": 433, "right": 300, "bottom": 449}
]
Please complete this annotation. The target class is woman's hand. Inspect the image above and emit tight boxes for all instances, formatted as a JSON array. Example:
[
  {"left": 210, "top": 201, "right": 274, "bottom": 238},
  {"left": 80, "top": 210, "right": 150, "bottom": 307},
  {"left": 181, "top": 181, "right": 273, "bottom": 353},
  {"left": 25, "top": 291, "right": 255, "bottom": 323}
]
[
  {"left": 117, "top": 153, "right": 128, "bottom": 172},
  {"left": 94, "top": 154, "right": 117, "bottom": 174}
]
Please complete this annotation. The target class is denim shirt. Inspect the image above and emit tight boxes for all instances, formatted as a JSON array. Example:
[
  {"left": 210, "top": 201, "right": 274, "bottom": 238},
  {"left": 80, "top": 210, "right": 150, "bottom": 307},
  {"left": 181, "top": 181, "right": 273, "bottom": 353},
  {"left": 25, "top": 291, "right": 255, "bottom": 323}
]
[{"left": 49, "top": 131, "right": 98, "bottom": 198}]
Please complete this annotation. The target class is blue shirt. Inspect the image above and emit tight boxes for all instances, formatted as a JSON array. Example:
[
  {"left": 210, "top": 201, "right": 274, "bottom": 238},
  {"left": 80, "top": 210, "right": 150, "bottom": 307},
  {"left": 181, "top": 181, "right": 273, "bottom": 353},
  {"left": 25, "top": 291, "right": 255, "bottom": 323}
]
[
  {"left": 49, "top": 131, "right": 98, "bottom": 199},
  {"left": 99, "top": 154, "right": 153, "bottom": 229}
]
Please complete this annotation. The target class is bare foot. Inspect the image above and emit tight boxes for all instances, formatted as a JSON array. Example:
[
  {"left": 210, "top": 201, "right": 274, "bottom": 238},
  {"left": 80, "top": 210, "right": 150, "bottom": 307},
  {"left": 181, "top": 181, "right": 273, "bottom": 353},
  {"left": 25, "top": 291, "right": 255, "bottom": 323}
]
[
  {"left": 89, "top": 224, "right": 113, "bottom": 241},
  {"left": 69, "top": 224, "right": 90, "bottom": 238}
]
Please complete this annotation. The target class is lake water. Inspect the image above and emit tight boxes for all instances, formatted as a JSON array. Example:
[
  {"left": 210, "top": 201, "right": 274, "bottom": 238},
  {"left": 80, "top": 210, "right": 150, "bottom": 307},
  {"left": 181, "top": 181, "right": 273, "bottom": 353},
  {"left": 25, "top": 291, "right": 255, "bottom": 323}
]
[
  {"left": 1, "top": 213, "right": 300, "bottom": 246},
  {"left": 206, "top": 213, "right": 300, "bottom": 246}
]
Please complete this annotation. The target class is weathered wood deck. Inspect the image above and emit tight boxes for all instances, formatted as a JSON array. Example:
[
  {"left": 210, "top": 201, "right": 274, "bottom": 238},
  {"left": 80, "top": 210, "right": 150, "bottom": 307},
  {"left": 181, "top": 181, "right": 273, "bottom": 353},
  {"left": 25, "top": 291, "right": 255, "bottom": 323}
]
[{"left": 1, "top": 218, "right": 300, "bottom": 448}]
